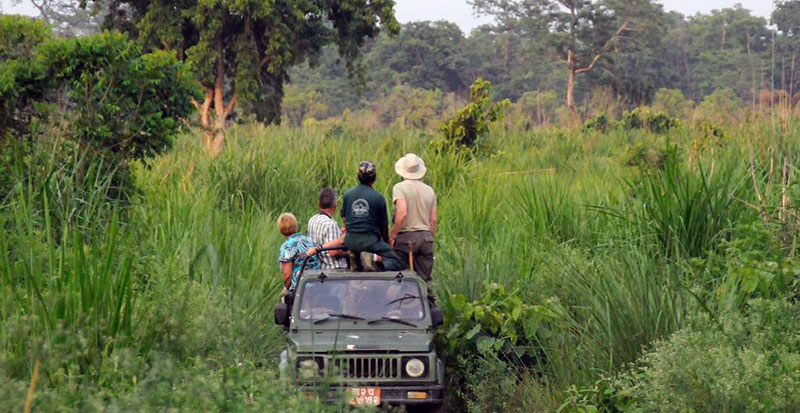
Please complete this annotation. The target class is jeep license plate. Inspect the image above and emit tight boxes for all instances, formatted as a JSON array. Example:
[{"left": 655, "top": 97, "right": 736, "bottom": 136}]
[{"left": 347, "top": 387, "right": 380, "bottom": 406}]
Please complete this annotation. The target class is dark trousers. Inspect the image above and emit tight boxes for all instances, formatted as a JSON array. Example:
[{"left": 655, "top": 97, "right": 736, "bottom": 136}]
[
  {"left": 393, "top": 231, "right": 434, "bottom": 281},
  {"left": 344, "top": 232, "right": 404, "bottom": 271}
]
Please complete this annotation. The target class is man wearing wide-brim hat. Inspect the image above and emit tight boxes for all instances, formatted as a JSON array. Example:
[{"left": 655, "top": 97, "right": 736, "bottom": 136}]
[{"left": 389, "top": 153, "right": 437, "bottom": 282}]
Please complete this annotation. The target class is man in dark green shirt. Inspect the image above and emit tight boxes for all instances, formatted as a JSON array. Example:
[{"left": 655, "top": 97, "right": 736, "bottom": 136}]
[{"left": 341, "top": 161, "right": 403, "bottom": 271}]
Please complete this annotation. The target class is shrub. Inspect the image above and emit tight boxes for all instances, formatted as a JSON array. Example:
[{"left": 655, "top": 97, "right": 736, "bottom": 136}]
[
  {"left": 614, "top": 299, "right": 800, "bottom": 412},
  {"left": 691, "top": 119, "right": 726, "bottom": 155},
  {"left": 652, "top": 88, "right": 693, "bottom": 120},
  {"left": 696, "top": 88, "right": 743, "bottom": 124},
  {"left": 436, "top": 78, "right": 510, "bottom": 153},
  {"left": 625, "top": 140, "right": 670, "bottom": 170},
  {"left": 2, "top": 21, "right": 198, "bottom": 162},
  {"left": 282, "top": 84, "right": 329, "bottom": 127},
  {"left": 618, "top": 108, "right": 644, "bottom": 130},
  {"left": 441, "top": 281, "right": 564, "bottom": 365},
  {"left": 0, "top": 15, "right": 52, "bottom": 136},
  {"left": 457, "top": 354, "right": 526, "bottom": 413},
  {"left": 646, "top": 112, "right": 679, "bottom": 134},
  {"left": 36, "top": 33, "right": 199, "bottom": 160},
  {"left": 583, "top": 114, "right": 611, "bottom": 132}
]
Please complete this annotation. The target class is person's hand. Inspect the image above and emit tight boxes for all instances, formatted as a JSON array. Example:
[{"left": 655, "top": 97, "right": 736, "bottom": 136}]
[
  {"left": 389, "top": 236, "right": 396, "bottom": 248},
  {"left": 306, "top": 247, "right": 317, "bottom": 257}
]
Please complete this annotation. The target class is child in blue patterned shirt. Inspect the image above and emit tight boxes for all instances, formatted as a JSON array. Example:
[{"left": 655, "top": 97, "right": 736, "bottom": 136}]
[{"left": 277, "top": 213, "right": 319, "bottom": 290}]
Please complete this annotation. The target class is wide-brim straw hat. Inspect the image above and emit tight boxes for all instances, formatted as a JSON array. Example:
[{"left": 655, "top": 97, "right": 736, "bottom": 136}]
[{"left": 395, "top": 153, "right": 427, "bottom": 180}]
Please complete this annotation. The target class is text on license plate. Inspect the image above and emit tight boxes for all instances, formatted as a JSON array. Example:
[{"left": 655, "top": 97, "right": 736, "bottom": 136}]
[{"left": 347, "top": 387, "right": 381, "bottom": 405}]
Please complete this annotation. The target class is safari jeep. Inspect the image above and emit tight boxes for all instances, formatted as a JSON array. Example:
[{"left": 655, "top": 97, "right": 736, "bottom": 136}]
[{"left": 274, "top": 270, "right": 445, "bottom": 411}]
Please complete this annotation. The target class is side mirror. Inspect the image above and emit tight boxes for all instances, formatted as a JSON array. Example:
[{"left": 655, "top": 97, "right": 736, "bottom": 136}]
[
  {"left": 430, "top": 307, "right": 443, "bottom": 327},
  {"left": 274, "top": 303, "right": 290, "bottom": 328}
]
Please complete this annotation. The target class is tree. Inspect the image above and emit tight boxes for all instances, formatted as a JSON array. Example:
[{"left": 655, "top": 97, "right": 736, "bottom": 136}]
[
  {"left": 472, "top": 0, "right": 655, "bottom": 110},
  {"left": 773, "top": 1, "right": 800, "bottom": 96},
  {"left": 681, "top": 7, "right": 770, "bottom": 101},
  {"left": 1, "top": 15, "right": 53, "bottom": 138},
  {"left": 367, "top": 21, "right": 468, "bottom": 94},
  {"left": 282, "top": 84, "right": 328, "bottom": 127},
  {"left": 10, "top": 0, "right": 103, "bottom": 37},
  {"left": 94, "top": 0, "right": 398, "bottom": 156},
  {"left": 1, "top": 16, "right": 198, "bottom": 161},
  {"left": 774, "top": 0, "right": 800, "bottom": 38},
  {"left": 377, "top": 84, "right": 449, "bottom": 129},
  {"left": 651, "top": 88, "right": 693, "bottom": 119}
]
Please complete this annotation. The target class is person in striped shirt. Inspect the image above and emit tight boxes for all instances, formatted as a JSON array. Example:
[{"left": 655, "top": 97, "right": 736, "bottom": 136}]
[{"left": 306, "top": 188, "right": 349, "bottom": 269}]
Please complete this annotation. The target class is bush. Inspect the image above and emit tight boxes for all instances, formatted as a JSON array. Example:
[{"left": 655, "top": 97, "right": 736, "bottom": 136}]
[
  {"left": 696, "top": 88, "right": 743, "bottom": 124},
  {"left": 691, "top": 119, "right": 726, "bottom": 155},
  {"left": 282, "top": 84, "right": 329, "bottom": 127},
  {"left": 646, "top": 112, "right": 679, "bottom": 134},
  {"left": 35, "top": 33, "right": 199, "bottom": 160},
  {"left": 583, "top": 114, "right": 611, "bottom": 132},
  {"left": 1, "top": 20, "right": 198, "bottom": 162},
  {"left": 618, "top": 108, "right": 644, "bottom": 130},
  {"left": 652, "top": 88, "right": 693, "bottom": 120},
  {"left": 625, "top": 140, "right": 670, "bottom": 170},
  {"left": 614, "top": 299, "right": 800, "bottom": 412},
  {"left": 441, "top": 281, "right": 565, "bottom": 366},
  {"left": 436, "top": 78, "right": 510, "bottom": 153}
]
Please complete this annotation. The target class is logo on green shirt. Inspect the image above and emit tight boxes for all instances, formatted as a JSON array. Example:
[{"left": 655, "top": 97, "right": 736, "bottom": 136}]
[{"left": 352, "top": 199, "right": 370, "bottom": 217}]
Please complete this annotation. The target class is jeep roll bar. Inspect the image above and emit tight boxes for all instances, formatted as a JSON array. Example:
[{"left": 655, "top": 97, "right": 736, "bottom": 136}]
[
  {"left": 297, "top": 246, "right": 347, "bottom": 280},
  {"left": 283, "top": 246, "right": 347, "bottom": 306}
]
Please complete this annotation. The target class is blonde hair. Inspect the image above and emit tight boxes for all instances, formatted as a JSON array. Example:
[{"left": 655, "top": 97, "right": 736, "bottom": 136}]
[{"left": 277, "top": 213, "right": 298, "bottom": 236}]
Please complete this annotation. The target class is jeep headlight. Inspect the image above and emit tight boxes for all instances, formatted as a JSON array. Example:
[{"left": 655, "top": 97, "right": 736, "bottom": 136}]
[
  {"left": 404, "top": 358, "right": 425, "bottom": 378},
  {"left": 298, "top": 358, "right": 320, "bottom": 379}
]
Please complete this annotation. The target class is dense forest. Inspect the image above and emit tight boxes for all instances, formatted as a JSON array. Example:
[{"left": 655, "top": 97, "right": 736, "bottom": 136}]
[
  {"left": 10, "top": 0, "right": 800, "bottom": 124},
  {"left": 285, "top": 1, "right": 799, "bottom": 125}
]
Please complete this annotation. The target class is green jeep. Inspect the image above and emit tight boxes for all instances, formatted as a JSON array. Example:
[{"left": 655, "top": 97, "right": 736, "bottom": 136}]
[{"left": 274, "top": 267, "right": 445, "bottom": 411}]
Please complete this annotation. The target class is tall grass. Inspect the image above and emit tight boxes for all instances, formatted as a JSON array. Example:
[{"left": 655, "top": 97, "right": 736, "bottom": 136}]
[
  {"left": 2, "top": 119, "right": 798, "bottom": 410},
  {"left": 629, "top": 147, "right": 751, "bottom": 259}
]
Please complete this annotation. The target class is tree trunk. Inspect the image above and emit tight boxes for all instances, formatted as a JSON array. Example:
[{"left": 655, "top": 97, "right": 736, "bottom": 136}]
[
  {"left": 192, "top": 88, "right": 214, "bottom": 152},
  {"left": 211, "top": 38, "right": 227, "bottom": 157},
  {"left": 566, "top": 50, "right": 577, "bottom": 110},
  {"left": 199, "top": 37, "right": 238, "bottom": 157}
]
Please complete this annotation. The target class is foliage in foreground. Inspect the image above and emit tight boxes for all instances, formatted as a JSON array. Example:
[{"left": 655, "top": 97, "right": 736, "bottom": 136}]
[{"left": 618, "top": 299, "right": 800, "bottom": 412}]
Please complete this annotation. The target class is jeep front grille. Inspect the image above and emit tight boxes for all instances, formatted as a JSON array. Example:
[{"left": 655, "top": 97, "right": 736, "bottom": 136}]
[{"left": 327, "top": 356, "right": 400, "bottom": 379}]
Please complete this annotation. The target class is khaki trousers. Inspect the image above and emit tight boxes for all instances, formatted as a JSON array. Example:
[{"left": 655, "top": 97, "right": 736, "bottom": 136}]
[{"left": 393, "top": 231, "right": 434, "bottom": 281}]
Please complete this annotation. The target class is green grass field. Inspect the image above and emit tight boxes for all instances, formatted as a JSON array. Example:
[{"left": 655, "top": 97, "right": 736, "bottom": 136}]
[{"left": 2, "top": 116, "right": 800, "bottom": 411}]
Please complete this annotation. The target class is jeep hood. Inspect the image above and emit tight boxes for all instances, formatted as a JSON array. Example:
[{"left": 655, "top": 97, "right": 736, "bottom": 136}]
[{"left": 290, "top": 329, "right": 433, "bottom": 353}]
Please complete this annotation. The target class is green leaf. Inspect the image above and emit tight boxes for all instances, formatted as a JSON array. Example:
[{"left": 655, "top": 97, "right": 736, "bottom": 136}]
[
  {"left": 464, "top": 324, "right": 481, "bottom": 340},
  {"left": 740, "top": 267, "right": 759, "bottom": 293}
]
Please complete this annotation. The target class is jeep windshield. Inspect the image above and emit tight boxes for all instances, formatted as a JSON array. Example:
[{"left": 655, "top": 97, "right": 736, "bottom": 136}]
[{"left": 297, "top": 278, "right": 425, "bottom": 322}]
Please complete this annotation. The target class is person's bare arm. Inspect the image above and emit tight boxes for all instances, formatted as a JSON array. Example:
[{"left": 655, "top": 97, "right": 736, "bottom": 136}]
[
  {"left": 380, "top": 201, "right": 390, "bottom": 243},
  {"left": 307, "top": 237, "right": 346, "bottom": 257},
  {"left": 430, "top": 203, "right": 437, "bottom": 236},
  {"left": 327, "top": 237, "right": 348, "bottom": 257},
  {"left": 390, "top": 198, "right": 408, "bottom": 247},
  {"left": 281, "top": 262, "right": 293, "bottom": 288}
]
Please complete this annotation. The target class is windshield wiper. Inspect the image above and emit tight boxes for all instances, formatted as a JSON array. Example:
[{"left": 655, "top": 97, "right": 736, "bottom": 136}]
[
  {"left": 385, "top": 294, "right": 420, "bottom": 306},
  {"left": 368, "top": 317, "right": 418, "bottom": 327},
  {"left": 313, "top": 313, "right": 366, "bottom": 325}
]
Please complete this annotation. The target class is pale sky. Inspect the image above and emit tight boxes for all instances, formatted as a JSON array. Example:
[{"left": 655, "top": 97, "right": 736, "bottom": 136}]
[{"left": 1, "top": 0, "right": 776, "bottom": 34}]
